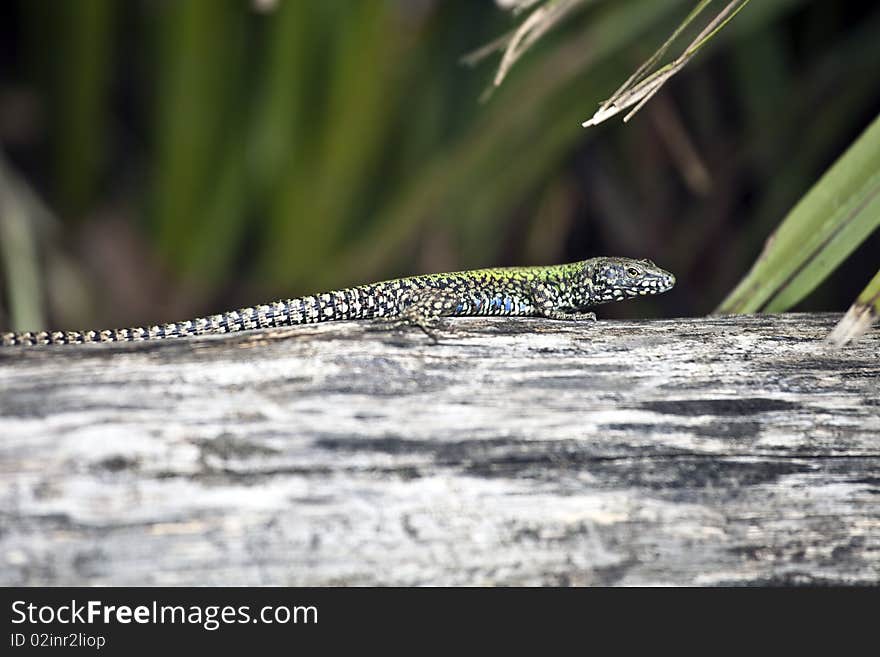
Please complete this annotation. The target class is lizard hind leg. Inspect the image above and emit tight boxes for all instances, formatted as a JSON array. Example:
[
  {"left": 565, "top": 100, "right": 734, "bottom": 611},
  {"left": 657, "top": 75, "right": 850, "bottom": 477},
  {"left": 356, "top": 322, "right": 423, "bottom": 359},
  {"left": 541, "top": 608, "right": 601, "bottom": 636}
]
[
  {"left": 388, "top": 288, "right": 464, "bottom": 342},
  {"left": 529, "top": 281, "right": 597, "bottom": 322}
]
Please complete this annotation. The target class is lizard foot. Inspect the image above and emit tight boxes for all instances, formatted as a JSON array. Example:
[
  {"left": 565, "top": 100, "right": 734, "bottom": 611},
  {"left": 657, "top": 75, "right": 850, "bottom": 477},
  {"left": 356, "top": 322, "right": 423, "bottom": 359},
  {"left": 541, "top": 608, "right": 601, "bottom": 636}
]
[{"left": 540, "top": 310, "right": 598, "bottom": 322}]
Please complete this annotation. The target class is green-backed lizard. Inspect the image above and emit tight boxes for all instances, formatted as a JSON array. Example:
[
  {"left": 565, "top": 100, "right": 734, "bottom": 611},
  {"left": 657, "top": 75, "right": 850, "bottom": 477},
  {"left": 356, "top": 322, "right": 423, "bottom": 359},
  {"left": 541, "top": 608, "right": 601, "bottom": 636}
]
[{"left": 1, "top": 257, "right": 675, "bottom": 346}]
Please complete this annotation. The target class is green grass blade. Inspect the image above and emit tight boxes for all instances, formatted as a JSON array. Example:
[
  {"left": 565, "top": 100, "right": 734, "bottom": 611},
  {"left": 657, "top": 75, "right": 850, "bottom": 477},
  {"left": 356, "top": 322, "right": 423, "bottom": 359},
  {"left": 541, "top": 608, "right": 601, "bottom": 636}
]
[
  {"left": 826, "top": 269, "right": 880, "bottom": 346},
  {"left": 151, "top": 0, "right": 243, "bottom": 270},
  {"left": 0, "top": 156, "right": 46, "bottom": 331},
  {"left": 264, "top": 0, "right": 398, "bottom": 285},
  {"left": 716, "top": 112, "right": 880, "bottom": 314},
  {"left": 55, "top": 0, "right": 114, "bottom": 219}
]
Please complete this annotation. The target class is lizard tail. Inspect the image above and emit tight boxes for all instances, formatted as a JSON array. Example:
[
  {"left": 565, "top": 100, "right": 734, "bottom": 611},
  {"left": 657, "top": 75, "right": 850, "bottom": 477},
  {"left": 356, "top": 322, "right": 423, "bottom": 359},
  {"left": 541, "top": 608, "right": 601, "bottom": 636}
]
[{"left": 1, "top": 298, "right": 311, "bottom": 347}]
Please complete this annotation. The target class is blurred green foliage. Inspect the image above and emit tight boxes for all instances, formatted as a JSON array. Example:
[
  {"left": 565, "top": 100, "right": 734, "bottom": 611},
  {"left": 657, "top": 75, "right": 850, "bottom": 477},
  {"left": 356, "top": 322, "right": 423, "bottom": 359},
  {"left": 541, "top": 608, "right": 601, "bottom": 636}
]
[
  {"left": 718, "top": 113, "right": 880, "bottom": 314},
  {"left": 0, "top": 0, "right": 879, "bottom": 332}
]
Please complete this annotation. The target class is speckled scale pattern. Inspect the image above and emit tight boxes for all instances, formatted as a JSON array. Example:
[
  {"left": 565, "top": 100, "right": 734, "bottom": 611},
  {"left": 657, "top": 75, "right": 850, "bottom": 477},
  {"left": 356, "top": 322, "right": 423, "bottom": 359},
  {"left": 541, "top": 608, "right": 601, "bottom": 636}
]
[{"left": 1, "top": 257, "right": 675, "bottom": 346}]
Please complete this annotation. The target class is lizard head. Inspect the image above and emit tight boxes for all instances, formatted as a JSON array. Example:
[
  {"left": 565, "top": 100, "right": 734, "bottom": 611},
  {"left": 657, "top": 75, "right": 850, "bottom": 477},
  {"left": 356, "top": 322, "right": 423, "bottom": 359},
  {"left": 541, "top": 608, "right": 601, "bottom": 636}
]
[{"left": 584, "top": 257, "right": 676, "bottom": 305}]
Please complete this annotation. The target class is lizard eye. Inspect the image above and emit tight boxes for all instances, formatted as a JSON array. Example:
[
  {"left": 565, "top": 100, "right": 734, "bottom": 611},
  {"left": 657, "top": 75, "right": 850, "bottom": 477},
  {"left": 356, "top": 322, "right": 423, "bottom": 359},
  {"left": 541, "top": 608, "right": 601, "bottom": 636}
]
[{"left": 626, "top": 267, "right": 641, "bottom": 278}]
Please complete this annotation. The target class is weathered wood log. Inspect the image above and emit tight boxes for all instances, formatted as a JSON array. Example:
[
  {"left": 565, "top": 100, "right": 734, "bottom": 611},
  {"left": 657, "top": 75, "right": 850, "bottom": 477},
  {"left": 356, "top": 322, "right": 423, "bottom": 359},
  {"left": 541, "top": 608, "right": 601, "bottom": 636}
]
[{"left": 1, "top": 312, "right": 878, "bottom": 586}]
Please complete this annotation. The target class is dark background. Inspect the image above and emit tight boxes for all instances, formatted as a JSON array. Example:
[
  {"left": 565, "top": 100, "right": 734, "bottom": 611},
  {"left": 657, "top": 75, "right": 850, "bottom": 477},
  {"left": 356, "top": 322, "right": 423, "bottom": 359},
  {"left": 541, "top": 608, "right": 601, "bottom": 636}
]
[{"left": 1, "top": 0, "right": 878, "bottom": 332}]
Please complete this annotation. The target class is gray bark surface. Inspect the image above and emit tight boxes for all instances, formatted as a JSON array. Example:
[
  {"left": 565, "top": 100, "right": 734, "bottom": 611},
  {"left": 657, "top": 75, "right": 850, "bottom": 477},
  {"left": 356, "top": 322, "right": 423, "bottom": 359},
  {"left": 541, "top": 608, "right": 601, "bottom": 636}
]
[{"left": 1, "top": 312, "right": 878, "bottom": 585}]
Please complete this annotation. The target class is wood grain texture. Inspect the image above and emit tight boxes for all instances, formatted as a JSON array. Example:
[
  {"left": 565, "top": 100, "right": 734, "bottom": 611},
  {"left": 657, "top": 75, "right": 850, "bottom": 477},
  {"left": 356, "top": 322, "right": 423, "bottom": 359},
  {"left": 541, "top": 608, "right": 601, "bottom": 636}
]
[{"left": 1, "top": 312, "right": 878, "bottom": 586}]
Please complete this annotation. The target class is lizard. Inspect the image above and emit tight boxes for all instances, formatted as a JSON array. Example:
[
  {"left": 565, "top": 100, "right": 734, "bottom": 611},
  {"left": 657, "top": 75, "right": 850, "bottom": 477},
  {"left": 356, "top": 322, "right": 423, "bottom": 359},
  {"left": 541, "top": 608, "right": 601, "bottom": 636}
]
[{"left": 0, "top": 257, "right": 675, "bottom": 347}]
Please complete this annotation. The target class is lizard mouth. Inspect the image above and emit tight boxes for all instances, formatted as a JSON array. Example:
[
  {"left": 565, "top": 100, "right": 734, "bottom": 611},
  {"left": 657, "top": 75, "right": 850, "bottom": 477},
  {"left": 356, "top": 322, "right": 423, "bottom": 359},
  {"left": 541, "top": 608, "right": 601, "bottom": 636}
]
[{"left": 626, "top": 273, "right": 675, "bottom": 297}]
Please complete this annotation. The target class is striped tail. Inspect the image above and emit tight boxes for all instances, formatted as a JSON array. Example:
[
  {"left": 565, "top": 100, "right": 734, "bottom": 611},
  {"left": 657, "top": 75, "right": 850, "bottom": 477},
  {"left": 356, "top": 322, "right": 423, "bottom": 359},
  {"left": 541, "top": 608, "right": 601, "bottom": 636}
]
[
  {"left": 1, "top": 283, "right": 411, "bottom": 347},
  {"left": 1, "top": 297, "right": 326, "bottom": 347}
]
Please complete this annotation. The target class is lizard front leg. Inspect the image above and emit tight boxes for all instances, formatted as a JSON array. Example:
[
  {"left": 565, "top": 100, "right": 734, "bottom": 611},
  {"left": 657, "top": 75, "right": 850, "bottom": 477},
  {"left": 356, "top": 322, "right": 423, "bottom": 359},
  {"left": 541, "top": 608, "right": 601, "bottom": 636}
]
[
  {"left": 529, "top": 281, "right": 597, "bottom": 322},
  {"left": 541, "top": 310, "right": 597, "bottom": 321}
]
